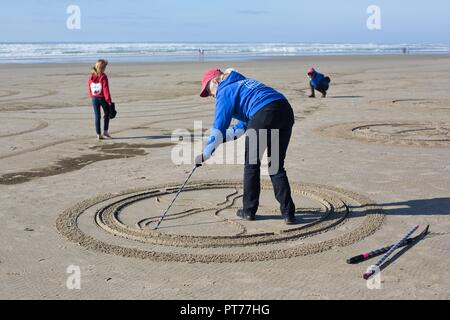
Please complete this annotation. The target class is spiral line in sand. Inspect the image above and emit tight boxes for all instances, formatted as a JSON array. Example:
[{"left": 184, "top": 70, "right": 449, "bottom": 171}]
[
  {"left": 56, "top": 180, "right": 384, "bottom": 263},
  {"left": 317, "top": 122, "right": 450, "bottom": 147}
]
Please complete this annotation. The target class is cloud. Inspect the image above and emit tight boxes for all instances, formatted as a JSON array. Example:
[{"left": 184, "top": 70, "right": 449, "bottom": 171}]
[{"left": 236, "top": 10, "right": 269, "bottom": 15}]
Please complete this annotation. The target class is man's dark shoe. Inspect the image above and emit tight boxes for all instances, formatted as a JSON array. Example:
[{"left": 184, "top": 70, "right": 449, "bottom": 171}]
[
  {"left": 308, "top": 94, "right": 315, "bottom": 98},
  {"left": 236, "top": 209, "right": 255, "bottom": 221},
  {"left": 284, "top": 214, "right": 296, "bottom": 225}
]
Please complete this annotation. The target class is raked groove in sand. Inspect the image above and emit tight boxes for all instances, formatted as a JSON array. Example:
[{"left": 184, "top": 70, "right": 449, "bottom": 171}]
[
  {"left": 56, "top": 180, "right": 385, "bottom": 263},
  {"left": 317, "top": 122, "right": 450, "bottom": 147}
]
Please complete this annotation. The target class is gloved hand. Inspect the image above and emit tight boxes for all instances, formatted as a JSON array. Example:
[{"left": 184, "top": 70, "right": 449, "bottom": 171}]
[{"left": 194, "top": 154, "right": 204, "bottom": 167}]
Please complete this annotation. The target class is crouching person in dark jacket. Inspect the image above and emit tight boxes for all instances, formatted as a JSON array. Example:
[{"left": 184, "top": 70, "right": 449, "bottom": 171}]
[{"left": 307, "top": 67, "right": 330, "bottom": 98}]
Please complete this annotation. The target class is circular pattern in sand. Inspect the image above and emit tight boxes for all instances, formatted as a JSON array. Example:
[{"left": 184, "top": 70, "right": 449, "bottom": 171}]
[
  {"left": 56, "top": 180, "right": 384, "bottom": 263},
  {"left": 0, "top": 118, "right": 48, "bottom": 138},
  {"left": 0, "top": 89, "right": 20, "bottom": 99},
  {"left": 317, "top": 122, "right": 450, "bottom": 147}
]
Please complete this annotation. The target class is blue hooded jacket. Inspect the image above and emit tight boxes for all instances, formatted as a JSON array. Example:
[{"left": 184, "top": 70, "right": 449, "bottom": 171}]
[
  {"left": 202, "top": 71, "right": 286, "bottom": 160},
  {"left": 310, "top": 71, "right": 329, "bottom": 90}
]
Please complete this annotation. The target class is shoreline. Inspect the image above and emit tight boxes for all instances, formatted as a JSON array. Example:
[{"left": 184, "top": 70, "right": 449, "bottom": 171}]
[
  {"left": 1, "top": 41, "right": 449, "bottom": 66},
  {"left": 1, "top": 53, "right": 450, "bottom": 66}
]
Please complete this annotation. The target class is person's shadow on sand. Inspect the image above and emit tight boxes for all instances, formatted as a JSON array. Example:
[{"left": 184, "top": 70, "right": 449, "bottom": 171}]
[
  {"left": 253, "top": 209, "right": 321, "bottom": 224},
  {"left": 329, "top": 95, "right": 364, "bottom": 99},
  {"left": 111, "top": 135, "right": 170, "bottom": 140},
  {"left": 351, "top": 197, "right": 450, "bottom": 216}
]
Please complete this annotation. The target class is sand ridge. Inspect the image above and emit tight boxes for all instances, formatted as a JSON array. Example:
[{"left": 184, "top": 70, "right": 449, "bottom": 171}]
[
  {"left": 317, "top": 122, "right": 450, "bottom": 147},
  {"left": 56, "top": 180, "right": 384, "bottom": 263}
]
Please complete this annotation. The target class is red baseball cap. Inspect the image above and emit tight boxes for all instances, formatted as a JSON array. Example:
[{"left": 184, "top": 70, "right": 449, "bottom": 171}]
[
  {"left": 200, "top": 68, "right": 222, "bottom": 97},
  {"left": 307, "top": 67, "right": 315, "bottom": 75}
]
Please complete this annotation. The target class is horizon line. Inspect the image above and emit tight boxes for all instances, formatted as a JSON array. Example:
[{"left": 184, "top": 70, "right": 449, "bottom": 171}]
[{"left": 0, "top": 41, "right": 449, "bottom": 45}]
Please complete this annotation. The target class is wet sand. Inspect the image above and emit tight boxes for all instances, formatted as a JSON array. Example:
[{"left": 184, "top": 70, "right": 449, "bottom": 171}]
[{"left": 0, "top": 55, "right": 449, "bottom": 299}]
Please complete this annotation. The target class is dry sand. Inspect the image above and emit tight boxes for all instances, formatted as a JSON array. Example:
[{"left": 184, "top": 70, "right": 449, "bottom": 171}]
[{"left": 0, "top": 55, "right": 449, "bottom": 299}]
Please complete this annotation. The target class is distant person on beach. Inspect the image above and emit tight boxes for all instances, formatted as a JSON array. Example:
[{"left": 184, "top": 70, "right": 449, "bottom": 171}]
[
  {"left": 195, "top": 68, "right": 297, "bottom": 225},
  {"left": 307, "top": 67, "right": 330, "bottom": 98},
  {"left": 198, "top": 49, "right": 205, "bottom": 61},
  {"left": 88, "top": 59, "right": 113, "bottom": 140}
]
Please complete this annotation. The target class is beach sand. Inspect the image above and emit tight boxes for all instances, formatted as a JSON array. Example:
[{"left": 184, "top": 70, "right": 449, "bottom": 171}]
[{"left": 0, "top": 55, "right": 449, "bottom": 299}]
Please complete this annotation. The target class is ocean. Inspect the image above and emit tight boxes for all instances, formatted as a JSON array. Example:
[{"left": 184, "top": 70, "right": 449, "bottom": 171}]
[{"left": 0, "top": 42, "right": 449, "bottom": 64}]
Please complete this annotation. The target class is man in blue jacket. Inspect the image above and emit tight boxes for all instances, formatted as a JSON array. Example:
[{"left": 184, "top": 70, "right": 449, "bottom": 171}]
[
  {"left": 195, "top": 68, "right": 296, "bottom": 225},
  {"left": 307, "top": 67, "right": 330, "bottom": 98}
]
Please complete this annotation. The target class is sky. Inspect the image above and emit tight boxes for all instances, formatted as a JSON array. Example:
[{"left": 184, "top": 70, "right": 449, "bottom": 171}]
[{"left": 0, "top": 0, "right": 449, "bottom": 43}]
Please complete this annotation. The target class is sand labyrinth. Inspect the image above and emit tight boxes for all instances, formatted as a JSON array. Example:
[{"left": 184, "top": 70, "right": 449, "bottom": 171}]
[
  {"left": 56, "top": 180, "right": 384, "bottom": 263},
  {"left": 317, "top": 122, "right": 450, "bottom": 147}
]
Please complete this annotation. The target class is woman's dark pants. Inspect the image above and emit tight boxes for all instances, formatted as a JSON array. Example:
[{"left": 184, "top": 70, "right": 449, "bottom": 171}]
[
  {"left": 243, "top": 99, "right": 296, "bottom": 218},
  {"left": 92, "top": 97, "right": 110, "bottom": 135}
]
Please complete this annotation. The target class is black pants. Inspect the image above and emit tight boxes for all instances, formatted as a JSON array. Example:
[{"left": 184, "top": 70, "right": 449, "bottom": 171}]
[
  {"left": 310, "top": 84, "right": 327, "bottom": 96},
  {"left": 243, "top": 99, "right": 296, "bottom": 217}
]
